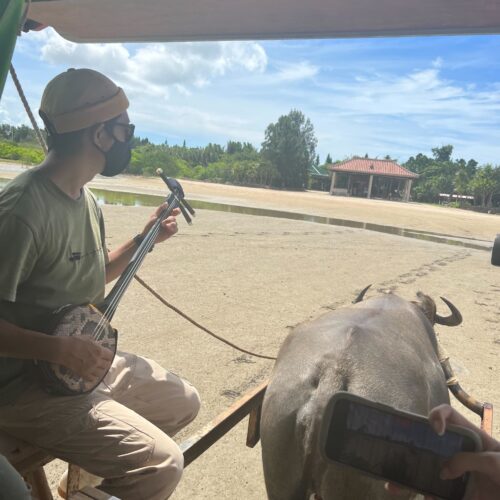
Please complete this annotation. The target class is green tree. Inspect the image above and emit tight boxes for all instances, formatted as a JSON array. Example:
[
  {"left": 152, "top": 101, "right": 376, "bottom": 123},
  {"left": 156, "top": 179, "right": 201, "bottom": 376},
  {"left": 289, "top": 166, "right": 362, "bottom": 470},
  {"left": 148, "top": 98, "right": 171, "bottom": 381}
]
[
  {"left": 325, "top": 153, "right": 333, "bottom": 164},
  {"left": 0, "top": 124, "right": 44, "bottom": 145},
  {"left": 469, "top": 164, "right": 500, "bottom": 207},
  {"left": 405, "top": 146, "right": 479, "bottom": 204},
  {"left": 261, "top": 109, "right": 317, "bottom": 190},
  {"left": 128, "top": 144, "right": 179, "bottom": 176},
  {"left": 227, "top": 141, "right": 243, "bottom": 155},
  {"left": 454, "top": 167, "right": 472, "bottom": 205},
  {"left": 0, "top": 141, "right": 44, "bottom": 164},
  {"left": 431, "top": 145, "right": 453, "bottom": 162}
]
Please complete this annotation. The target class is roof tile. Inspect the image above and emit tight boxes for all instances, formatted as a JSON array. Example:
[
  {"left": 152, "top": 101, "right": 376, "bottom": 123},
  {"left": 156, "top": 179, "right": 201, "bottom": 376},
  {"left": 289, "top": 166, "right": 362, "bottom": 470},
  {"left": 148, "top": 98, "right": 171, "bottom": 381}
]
[{"left": 329, "top": 158, "right": 418, "bottom": 178}]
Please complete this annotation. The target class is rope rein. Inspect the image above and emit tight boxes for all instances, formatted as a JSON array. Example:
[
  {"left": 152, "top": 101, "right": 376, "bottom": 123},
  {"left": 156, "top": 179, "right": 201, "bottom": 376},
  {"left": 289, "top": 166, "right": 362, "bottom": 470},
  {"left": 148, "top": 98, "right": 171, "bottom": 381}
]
[{"left": 134, "top": 275, "right": 277, "bottom": 360}]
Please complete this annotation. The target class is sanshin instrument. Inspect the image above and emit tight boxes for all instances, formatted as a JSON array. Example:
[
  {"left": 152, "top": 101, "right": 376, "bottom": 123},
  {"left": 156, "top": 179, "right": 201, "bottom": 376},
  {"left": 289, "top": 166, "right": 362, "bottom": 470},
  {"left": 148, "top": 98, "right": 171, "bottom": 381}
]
[{"left": 37, "top": 173, "right": 195, "bottom": 395}]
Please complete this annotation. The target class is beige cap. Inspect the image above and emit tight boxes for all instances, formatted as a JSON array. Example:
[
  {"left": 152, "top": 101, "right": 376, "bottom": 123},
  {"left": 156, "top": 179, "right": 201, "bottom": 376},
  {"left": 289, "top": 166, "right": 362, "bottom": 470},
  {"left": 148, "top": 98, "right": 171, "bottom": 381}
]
[{"left": 39, "top": 68, "right": 129, "bottom": 134}]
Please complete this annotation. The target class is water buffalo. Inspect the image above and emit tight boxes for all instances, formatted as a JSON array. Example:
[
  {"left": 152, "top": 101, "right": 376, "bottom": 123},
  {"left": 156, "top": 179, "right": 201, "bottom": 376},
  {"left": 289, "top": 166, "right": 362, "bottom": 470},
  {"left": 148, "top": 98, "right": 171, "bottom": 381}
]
[{"left": 260, "top": 289, "right": 462, "bottom": 500}]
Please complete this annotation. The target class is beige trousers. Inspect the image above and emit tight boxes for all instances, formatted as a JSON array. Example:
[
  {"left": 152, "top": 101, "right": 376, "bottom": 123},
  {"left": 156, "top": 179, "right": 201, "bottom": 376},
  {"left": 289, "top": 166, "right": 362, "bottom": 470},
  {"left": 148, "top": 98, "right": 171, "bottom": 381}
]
[{"left": 0, "top": 352, "right": 201, "bottom": 500}]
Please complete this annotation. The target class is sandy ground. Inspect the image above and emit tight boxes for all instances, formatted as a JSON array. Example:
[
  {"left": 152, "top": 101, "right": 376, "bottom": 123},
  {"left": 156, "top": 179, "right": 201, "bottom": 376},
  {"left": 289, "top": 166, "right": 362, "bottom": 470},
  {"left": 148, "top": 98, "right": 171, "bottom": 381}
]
[{"left": 0, "top": 164, "right": 499, "bottom": 498}]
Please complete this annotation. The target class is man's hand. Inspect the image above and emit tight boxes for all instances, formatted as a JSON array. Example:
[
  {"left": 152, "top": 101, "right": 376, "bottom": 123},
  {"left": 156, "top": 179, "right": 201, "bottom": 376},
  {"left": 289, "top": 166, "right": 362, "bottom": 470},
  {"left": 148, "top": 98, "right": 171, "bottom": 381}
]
[
  {"left": 105, "top": 205, "right": 181, "bottom": 283},
  {"left": 428, "top": 404, "right": 500, "bottom": 500},
  {"left": 387, "top": 404, "right": 500, "bottom": 500},
  {"left": 53, "top": 335, "right": 114, "bottom": 385},
  {"left": 140, "top": 205, "right": 181, "bottom": 245}
]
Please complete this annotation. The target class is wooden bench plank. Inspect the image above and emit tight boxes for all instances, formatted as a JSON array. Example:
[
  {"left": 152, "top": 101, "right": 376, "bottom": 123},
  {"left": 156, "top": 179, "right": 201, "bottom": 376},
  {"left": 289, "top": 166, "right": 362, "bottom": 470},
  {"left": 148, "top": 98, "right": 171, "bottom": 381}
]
[
  {"left": 69, "top": 486, "right": 120, "bottom": 499},
  {"left": 0, "top": 432, "right": 53, "bottom": 473}
]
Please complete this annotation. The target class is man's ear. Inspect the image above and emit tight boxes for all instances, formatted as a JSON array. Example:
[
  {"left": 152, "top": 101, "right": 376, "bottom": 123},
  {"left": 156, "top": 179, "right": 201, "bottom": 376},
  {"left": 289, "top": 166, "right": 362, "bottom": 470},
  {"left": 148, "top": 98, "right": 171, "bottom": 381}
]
[{"left": 92, "top": 123, "right": 109, "bottom": 151}]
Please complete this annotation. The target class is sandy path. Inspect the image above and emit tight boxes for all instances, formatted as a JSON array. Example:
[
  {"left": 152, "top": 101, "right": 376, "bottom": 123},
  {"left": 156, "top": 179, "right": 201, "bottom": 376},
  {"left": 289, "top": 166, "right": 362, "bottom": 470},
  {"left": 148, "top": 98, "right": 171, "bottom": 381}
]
[{"left": 0, "top": 164, "right": 498, "bottom": 498}]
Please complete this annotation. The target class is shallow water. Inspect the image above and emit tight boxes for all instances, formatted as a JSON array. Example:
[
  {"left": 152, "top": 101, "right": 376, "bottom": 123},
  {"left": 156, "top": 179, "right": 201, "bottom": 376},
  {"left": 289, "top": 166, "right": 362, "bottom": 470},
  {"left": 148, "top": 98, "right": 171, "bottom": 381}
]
[{"left": 0, "top": 178, "right": 492, "bottom": 252}]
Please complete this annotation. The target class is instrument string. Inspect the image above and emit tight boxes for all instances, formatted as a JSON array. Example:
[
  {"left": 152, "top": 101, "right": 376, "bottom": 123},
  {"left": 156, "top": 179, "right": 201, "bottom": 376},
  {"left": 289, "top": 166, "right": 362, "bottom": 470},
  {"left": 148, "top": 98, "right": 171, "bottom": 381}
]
[
  {"left": 92, "top": 221, "right": 162, "bottom": 341},
  {"left": 93, "top": 204, "right": 173, "bottom": 340},
  {"left": 92, "top": 197, "right": 178, "bottom": 341}
]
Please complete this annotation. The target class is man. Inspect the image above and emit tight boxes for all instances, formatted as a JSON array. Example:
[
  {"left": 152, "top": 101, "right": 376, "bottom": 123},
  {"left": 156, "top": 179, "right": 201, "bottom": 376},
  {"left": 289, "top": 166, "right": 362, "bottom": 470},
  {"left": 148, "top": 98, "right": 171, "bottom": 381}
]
[{"left": 0, "top": 68, "right": 200, "bottom": 499}]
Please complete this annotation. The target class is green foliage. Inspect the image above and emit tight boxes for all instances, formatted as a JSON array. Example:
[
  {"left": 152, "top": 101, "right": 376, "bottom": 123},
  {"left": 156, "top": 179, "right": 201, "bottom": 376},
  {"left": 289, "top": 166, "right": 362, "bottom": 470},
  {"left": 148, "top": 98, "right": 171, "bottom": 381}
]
[
  {"left": 431, "top": 145, "right": 453, "bottom": 162},
  {"left": 0, "top": 141, "right": 44, "bottom": 164},
  {"left": 405, "top": 146, "right": 477, "bottom": 204},
  {"left": 128, "top": 144, "right": 180, "bottom": 176},
  {"left": 469, "top": 164, "right": 500, "bottom": 207},
  {"left": 2, "top": 122, "right": 499, "bottom": 206},
  {"left": 0, "top": 124, "right": 44, "bottom": 145},
  {"left": 262, "top": 109, "right": 317, "bottom": 190}
]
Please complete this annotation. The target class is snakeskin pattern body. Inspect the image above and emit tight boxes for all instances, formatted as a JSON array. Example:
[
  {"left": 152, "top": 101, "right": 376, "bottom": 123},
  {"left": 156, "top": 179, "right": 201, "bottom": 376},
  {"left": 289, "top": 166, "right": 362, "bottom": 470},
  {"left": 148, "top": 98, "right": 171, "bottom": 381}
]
[{"left": 38, "top": 304, "right": 117, "bottom": 395}]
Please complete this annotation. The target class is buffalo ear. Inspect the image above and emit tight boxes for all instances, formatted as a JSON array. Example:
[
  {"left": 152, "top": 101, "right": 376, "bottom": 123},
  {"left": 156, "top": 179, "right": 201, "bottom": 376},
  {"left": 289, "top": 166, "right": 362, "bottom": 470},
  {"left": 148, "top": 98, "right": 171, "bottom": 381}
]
[{"left": 411, "top": 292, "right": 437, "bottom": 323}]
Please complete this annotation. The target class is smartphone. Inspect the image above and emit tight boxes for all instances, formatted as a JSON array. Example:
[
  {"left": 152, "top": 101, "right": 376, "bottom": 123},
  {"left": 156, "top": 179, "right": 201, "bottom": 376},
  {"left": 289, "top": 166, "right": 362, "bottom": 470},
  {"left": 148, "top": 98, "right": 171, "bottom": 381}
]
[{"left": 321, "top": 392, "right": 482, "bottom": 500}]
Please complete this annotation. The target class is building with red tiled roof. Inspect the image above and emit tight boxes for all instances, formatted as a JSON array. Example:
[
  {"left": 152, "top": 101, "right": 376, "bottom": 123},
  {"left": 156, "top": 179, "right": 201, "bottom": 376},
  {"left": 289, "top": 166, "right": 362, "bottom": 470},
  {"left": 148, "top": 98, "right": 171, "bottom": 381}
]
[{"left": 328, "top": 157, "right": 418, "bottom": 202}]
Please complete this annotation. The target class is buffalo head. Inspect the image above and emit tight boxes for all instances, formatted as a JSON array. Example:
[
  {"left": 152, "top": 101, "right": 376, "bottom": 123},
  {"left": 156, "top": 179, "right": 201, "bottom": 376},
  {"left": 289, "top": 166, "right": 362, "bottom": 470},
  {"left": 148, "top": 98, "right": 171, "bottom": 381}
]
[{"left": 353, "top": 285, "right": 462, "bottom": 327}]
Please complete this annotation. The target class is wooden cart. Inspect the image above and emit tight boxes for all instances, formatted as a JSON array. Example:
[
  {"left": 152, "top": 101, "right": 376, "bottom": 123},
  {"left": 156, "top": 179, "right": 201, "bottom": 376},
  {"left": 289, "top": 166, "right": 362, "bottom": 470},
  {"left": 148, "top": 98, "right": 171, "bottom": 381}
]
[{"left": 0, "top": 380, "right": 493, "bottom": 499}]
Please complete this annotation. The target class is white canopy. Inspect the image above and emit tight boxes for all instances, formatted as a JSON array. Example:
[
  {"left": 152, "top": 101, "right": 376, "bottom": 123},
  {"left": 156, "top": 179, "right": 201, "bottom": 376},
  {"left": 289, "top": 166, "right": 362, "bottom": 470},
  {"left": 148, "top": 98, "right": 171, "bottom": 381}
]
[{"left": 27, "top": 0, "right": 500, "bottom": 43}]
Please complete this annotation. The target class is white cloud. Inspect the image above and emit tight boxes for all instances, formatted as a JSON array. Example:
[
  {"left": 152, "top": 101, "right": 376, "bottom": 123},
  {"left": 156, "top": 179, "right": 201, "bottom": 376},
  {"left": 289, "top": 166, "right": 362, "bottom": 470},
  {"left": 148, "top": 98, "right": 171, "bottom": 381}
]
[
  {"left": 314, "top": 65, "right": 497, "bottom": 120},
  {"left": 6, "top": 34, "right": 500, "bottom": 164},
  {"left": 306, "top": 61, "right": 500, "bottom": 162},
  {"left": 27, "top": 29, "right": 267, "bottom": 98},
  {"left": 273, "top": 61, "right": 319, "bottom": 82}
]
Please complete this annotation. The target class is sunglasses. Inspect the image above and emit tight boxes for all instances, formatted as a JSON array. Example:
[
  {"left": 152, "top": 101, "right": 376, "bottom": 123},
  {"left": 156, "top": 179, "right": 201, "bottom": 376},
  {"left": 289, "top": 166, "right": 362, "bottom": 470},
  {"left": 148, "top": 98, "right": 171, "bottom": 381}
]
[{"left": 105, "top": 121, "right": 135, "bottom": 143}]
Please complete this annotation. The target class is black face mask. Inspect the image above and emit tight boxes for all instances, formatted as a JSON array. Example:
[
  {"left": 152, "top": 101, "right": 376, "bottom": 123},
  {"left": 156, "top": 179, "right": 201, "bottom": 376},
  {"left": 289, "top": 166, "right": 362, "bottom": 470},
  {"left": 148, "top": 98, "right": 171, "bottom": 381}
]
[{"left": 100, "top": 139, "right": 132, "bottom": 177}]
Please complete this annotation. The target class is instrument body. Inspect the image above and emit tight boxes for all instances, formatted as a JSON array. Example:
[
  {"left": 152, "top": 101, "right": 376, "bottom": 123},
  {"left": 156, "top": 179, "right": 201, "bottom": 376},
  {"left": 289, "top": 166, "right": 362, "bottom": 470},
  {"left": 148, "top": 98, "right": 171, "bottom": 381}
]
[
  {"left": 36, "top": 177, "right": 193, "bottom": 396},
  {"left": 37, "top": 304, "right": 117, "bottom": 395}
]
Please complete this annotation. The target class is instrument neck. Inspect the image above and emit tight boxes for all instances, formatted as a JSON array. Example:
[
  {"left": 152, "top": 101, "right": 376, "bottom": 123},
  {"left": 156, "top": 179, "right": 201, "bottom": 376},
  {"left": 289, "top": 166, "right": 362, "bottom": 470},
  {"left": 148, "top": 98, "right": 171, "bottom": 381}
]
[{"left": 99, "top": 193, "right": 178, "bottom": 321}]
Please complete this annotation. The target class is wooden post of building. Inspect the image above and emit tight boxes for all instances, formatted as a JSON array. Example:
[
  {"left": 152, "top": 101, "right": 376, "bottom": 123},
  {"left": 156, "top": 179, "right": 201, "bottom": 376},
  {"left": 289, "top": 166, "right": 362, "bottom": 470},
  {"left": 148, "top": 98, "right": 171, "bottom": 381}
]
[
  {"left": 329, "top": 172, "right": 336, "bottom": 195},
  {"left": 404, "top": 179, "right": 413, "bottom": 201},
  {"left": 367, "top": 174, "right": 373, "bottom": 199}
]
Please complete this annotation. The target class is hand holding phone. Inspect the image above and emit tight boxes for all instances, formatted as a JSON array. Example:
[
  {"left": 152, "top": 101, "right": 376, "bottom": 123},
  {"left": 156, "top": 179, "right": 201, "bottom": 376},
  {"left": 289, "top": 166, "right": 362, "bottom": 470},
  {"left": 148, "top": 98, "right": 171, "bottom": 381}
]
[
  {"left": 321, "top": 393, "right": 483, "bottom": 500},
  {"left": 427, "top": 404, "right": 500, "bottom": 500}
]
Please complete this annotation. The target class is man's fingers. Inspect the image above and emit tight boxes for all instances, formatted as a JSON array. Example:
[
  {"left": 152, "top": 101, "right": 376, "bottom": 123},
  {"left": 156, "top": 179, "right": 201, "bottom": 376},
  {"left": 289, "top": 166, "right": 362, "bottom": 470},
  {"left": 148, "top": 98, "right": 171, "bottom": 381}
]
[
  {"left": 429, "top": 404, "right": 497, "bottom": 451},
  {"left": 428, "top": 404, "right": 473, "bottom": 436},
  {"left": 95, "top": 359, "right": 111, "bottom": 371},
  {"left": 384, "top": 482, "right": 404, "bottom": 495},
  {"left": 99, "top": 347, "right": 114, "bottom": 362},
  {"left": 162, "top": 221, "right": 178, "bottom": 231},
  {"left": 154, "top": 202, "right": 168, "bottom": 216},
  {"left": 154, "top": 204, "right": 180, "bottom": 216},
  {"left": 441, "top": 452, "right": 500, "bottom": 480}
]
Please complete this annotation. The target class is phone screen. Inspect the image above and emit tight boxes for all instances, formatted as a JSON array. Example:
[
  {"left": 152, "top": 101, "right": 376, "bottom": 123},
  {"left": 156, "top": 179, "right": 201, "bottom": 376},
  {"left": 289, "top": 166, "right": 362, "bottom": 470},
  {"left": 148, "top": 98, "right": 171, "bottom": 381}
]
[{"left": 324, "top": 397, "right": 478, "bottom": 500}]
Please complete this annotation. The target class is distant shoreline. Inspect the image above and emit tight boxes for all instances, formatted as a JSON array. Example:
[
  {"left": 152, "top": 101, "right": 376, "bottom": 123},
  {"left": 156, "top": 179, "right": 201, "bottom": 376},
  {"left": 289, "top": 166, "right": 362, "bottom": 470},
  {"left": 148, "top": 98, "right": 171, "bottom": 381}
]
[{"left": 0, "top": 161, "right": 498, "bottom": 241}]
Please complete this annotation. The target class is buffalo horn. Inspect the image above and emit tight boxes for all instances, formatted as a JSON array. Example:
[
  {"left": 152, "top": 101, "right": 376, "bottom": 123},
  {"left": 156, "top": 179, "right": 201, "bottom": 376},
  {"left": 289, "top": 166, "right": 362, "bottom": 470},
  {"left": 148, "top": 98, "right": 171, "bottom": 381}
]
[
  {"left": 353, "top": 284, "right": 372, "bottom": 304},
  {"left": 435, "top": 297, "right": 463, "bottom": 326}
]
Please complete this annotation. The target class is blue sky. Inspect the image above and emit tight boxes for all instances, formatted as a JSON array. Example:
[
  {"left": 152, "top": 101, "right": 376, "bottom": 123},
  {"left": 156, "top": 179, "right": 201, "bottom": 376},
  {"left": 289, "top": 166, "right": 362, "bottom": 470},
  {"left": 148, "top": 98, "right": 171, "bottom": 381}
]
[{"left": 2, "top": 28, "right": 500, "bottom": 165}]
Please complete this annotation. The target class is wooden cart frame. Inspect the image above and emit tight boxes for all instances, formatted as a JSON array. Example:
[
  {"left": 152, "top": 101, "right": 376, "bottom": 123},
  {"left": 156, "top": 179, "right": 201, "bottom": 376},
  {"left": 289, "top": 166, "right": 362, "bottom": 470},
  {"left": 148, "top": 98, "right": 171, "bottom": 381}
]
[{"left": 0, "top": 380, "right": 492, "bottom": 499}]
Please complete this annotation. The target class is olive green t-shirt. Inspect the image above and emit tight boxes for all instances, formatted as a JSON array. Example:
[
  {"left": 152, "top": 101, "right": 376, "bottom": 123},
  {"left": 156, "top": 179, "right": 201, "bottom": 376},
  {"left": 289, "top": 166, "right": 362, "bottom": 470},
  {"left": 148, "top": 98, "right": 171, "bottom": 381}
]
[{"left": 0, "top": 168, "right": 107, "bottom": 403}]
